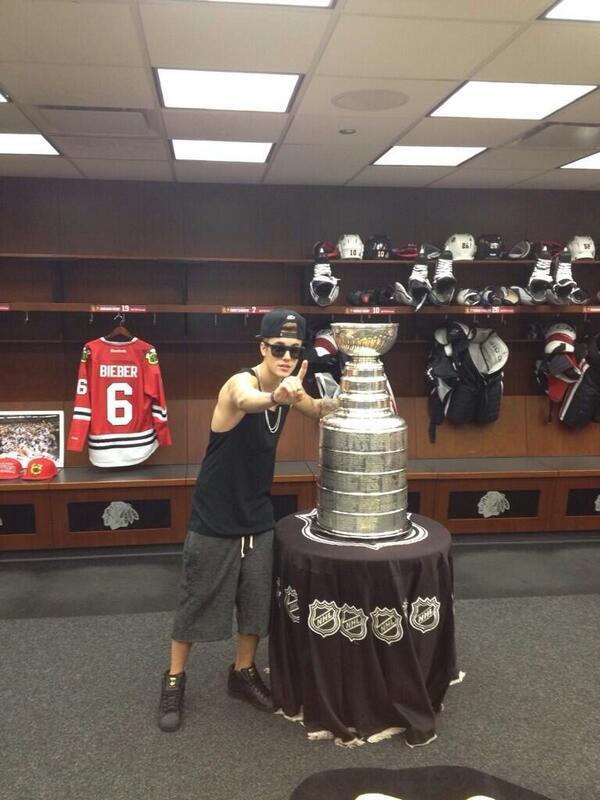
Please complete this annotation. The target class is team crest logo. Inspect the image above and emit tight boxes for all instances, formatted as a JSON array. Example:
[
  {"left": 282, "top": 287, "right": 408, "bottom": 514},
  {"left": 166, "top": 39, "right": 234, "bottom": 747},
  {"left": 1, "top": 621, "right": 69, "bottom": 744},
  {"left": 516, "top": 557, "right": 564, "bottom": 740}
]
[
  {"left": 30, "top": 463, "right": 43, "bottom": 476},
  {"left": 339, "top": 604, "right": 368, "bottom": 641},
  {"left": 284, "top": 586, "right": 300, "bottom": 623},
  {"left": 102, "top": 501, "right": 140, "bottom": 530},
  {"left": 145, "top": 349, "right": 159, "bottom": 365},
  {"left": 409, "top": 597, "right": 441, "bottom": 634},
  {"left": 308, "top": 599, "right": 340, "bottom": 638},
  {"left": 477, "top": 490, "right": 510, "bottom": 518},
  {"left": 80, "top": 346, "right": 90, "bottom": 363},
  {"left": 370, "top": 607, "right": 403, "bottom": 644}
]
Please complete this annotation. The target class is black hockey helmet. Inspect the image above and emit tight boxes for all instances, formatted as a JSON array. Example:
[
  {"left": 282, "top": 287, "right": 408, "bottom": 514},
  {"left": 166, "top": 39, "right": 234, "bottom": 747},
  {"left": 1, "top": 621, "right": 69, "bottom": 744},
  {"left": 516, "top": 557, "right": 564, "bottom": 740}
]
[{"left": 364, "top": 234, "right": 393, "bottom": 259}]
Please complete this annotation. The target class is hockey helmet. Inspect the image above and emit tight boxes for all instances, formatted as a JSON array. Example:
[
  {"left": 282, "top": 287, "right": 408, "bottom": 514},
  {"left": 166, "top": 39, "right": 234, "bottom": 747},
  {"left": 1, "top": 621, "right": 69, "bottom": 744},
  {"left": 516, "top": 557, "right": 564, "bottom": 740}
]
[
  {"left": 567, "top": 234, "right": 595, "bottom": 261},
  {"left": 364, "top": 234, "right": 393, "bottom": 259},
  {"left": 476, "top": 233, "right": 505, "bottom": 259},
  {"left": 313, "top": 240, "right": 338, "bottom": 262},
  {"left": 393, "top": 243, "right": 419, "bottom": 260},
  {"left": 337, "top": 233, "right": 364, "bottom": 260},
  {"left": 544, "top": 322, "right": 577, "bottom": 354},
  {"left": 444, "top": 233, "right": 476, "bottom": 260}
]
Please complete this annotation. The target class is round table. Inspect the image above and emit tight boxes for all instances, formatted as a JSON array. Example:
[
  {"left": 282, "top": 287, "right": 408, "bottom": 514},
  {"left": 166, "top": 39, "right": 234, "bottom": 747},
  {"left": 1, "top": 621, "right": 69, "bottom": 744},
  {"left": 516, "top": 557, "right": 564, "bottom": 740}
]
[{"left": 269, "top": 510, "right": 459, "bottom": 747}]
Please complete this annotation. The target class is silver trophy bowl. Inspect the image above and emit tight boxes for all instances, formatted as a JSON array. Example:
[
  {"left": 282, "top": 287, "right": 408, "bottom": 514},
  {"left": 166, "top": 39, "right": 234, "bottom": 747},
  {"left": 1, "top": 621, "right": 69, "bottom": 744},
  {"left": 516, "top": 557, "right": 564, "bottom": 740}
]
[
  {"left": 316, "top": 322, "right": 412, "bottom": 540},
  {"left": 331, "top": 322, "right": 398, "bottom": 358}
]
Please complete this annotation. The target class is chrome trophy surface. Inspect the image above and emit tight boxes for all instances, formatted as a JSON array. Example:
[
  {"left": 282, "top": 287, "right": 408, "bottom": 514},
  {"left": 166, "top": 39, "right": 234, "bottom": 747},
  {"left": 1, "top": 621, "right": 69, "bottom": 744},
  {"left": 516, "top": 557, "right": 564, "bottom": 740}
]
[{"left": 317, "top": 322, "right": 411, "bottom": 540}]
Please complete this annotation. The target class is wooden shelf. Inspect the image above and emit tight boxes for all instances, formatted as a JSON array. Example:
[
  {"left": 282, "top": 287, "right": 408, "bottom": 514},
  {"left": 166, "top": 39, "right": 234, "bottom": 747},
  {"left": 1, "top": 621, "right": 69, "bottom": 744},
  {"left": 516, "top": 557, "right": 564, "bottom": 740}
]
[{"left": 1, "top": 302, "right": 599, "bottom": 316}]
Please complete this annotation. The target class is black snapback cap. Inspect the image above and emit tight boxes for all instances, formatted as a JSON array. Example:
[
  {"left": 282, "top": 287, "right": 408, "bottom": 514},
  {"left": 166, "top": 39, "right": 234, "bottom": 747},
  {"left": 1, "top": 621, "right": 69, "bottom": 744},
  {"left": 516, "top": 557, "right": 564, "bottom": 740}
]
[{"left": 259, "top": 308, "right": 306, "bottom": 341}]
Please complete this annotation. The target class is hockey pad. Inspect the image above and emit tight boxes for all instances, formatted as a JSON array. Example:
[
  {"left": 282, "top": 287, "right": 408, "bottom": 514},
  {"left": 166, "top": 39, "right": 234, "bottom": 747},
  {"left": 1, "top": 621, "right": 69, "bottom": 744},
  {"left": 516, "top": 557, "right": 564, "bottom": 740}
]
[
  {"left": 475, "top": 372, "right": 503, "bottom": 424},
  {"left": 468, "top": 331, "right": 509, "bottom": 376}
]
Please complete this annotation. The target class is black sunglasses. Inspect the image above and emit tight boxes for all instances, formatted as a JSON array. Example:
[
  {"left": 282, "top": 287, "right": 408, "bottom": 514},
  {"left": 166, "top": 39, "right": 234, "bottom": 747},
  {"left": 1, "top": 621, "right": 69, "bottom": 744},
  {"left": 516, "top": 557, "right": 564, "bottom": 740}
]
[{"left": 263, "top": 342, "right": 303, "bottom": 359}]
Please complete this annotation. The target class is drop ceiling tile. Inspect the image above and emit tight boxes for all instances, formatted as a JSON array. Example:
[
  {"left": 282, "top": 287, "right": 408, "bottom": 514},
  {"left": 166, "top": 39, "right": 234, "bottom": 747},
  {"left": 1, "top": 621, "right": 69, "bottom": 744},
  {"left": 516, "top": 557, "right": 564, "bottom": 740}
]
[
  {"left": 548, "top": 89, "right": 600, "bottom": 124},
  {"left": 509, "top": 170, "right": 600, "bottom": 190},
  {"left": 475, "top": 22, "right": 600, "bottom": 83},
  {"left": 73, "top": 159, "right": 173, "bottom": 181},
  {"left": 0, "top": 104, "right": 38, "bottom": 134},
  {"left": 162, "top": 109, "right": 288, "bottom": 141},
  {"left": 32, "top": 108, "right": 158, "bottom": 137},
  {"left": 299, "top": 76, "right": 459, "bottom": 118},
  {"left": 398, "top": 118, "right": 536, "bottom": 148},
  {"left": 285, "top": 114, "right": 411, "bottom": 146},
  {"left": 430, "top": 168, "right": 543, "bottom": 188},
  {"left": 174, "top": 161, "right": 266, "bottom": 184},
  {"left": 0, "top": 64, "right": 157, "bottom": 108},
  {"left": 0, "top": 155, "right": 81, "bottom": 179},
  {"left": 265, "top": 142, "right": 376, "bottom": 184},
  {"left": 462, "top": 147, "right": 592, "bottom": 170},
  {"left": 141, "top": 2, "right": 331, "bottom": 72},
  {"left": 344, "top": 0, "right": 550, "bottom": 21},
  {"left": 0, "top": 1, "right": 144, "bottom": 66},
  {"left": 518, "top": 124, "right": 600, "bottom": 150},
  {"left": 317, "top": 17, "right": 519, "bottom": 80},
  {"left": 53, "top": 137, "right": 169, "bottom": 161},
  {"left": 349, "top": 165, "right": 455, "bottom": 187}
]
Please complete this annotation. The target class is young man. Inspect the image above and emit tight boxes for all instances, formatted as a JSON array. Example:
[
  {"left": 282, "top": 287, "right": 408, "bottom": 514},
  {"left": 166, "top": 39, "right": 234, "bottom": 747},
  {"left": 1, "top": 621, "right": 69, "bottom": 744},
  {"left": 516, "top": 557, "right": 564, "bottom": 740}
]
[{"left": 159, "top": 308, "right": 338, "bottom": 732}]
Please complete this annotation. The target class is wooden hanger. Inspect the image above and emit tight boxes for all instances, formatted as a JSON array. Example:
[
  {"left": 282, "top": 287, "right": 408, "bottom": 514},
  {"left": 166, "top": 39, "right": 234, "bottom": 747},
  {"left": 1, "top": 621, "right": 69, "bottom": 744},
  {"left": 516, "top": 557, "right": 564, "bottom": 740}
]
[{"left": 105, "top": 313, "right": 134, "bottom": 342}]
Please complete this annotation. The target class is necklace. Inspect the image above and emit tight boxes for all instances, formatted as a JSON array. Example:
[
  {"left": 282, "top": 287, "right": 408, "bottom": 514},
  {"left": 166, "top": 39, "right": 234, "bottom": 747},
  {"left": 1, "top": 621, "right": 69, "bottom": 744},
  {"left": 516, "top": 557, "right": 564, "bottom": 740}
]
[{"left": 256, "top": 367, "right": 282, "bottom": 434}]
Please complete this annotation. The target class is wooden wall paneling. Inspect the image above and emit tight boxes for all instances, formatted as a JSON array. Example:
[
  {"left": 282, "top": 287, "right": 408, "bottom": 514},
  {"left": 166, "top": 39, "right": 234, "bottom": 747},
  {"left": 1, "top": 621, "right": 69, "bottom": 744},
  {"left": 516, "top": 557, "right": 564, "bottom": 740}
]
[
  {"left": 525, "top": 190, "right": 600, "bottom": 244},
  {"left": 50, "top": 485, "right": 188, "bottom": 547},
  {"left": 0, "top": 488, "right": 53, "bottom": 551},
  {"left": 0, "top": 343, "right": 67, "bottom": 404},
  {"left": 422, "top": 189, "right": 530, "bottom": 247},
  {"left": 61, "top": 311, "right": 186, "bottom": 345},
  {"left": 58, "top": 180, "right": 144, "bottom": 256},
  {"left": 414, "top": 395, "right": 529, "bottom": 459},
  {"left": 0, "top": 311, "right": 62, "bottom": 342},
  {"left": 0, "top": 259, "right": 56, "bottom": 301},
  {"left": 550, "top": 476, "right": 600, "bottom": 531},
  {"left": 525, "top": 395, "right": 600, "bottom": 456},
  {"left": 302, "top": 412, "right": 319, "bottom": 461},
  {"left": 186, "top": 398, "right": 215, "bottom": 465},
  {"left": 271, "top": 480, "right": 315, "bottom": 516},
  {"left": 433, "top": 476, "right": 554, "bottom": 533},
  {"left": 275, "top": 408, "right": 305, "bottom": 461},
  {"left": 0, "top": 178, "right": 60, "bottom": 253},
  {"left": 140, "top": 183, "right": 184, "bottom": 258},
  {"left": 60, "top": 260, "right": 185, "bottom": 304},
  {"left": 187, "top": 262, "right": 304, "bottom": 306},
  {"left": 384, "top": 344, "right": 428, "bottom": 398},
  {"left": 407, "top": 479, "right": 436, "bottom": 517}
]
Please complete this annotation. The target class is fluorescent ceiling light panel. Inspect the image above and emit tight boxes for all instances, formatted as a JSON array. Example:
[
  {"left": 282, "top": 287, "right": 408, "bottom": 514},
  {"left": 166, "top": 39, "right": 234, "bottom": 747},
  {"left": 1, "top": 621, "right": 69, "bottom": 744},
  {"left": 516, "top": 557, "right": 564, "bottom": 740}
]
[
  {"left": 158, "top": 68, "right": 300, "bottom": 113},
  {"left": 544, "top": 0, "right": 600, "bottom": 21},
  {"left": 561, "top": 151, "right": 600, "bottom": 169},
  {"left": 374, "top": 145, "right": 485, "bottom": 167},
  {"left": 0, "top": 133, "right": 58, "bottom": 155},
  {"left": 200, "top": 0, "right": 333, "bottom": 6},
  {"left": 431, "top": 81, "right": 596, "bottom": 120},
  {"left": 172, "top": 139, "right": 272, "bottom": 162}
]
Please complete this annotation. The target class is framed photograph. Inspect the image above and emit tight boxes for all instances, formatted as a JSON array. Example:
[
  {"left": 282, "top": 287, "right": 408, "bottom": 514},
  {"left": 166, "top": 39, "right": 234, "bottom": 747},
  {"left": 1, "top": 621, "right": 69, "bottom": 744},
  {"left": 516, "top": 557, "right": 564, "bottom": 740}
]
[{"left": 0, "top": 411, "right": 64, "bottom": 468}]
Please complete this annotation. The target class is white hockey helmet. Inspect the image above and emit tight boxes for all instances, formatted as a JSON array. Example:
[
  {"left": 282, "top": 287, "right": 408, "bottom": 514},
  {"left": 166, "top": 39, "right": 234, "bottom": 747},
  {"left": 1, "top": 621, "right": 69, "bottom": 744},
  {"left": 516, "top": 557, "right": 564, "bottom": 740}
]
[
  {"left": 444, "top": 233, "right": 476, "bottom": 261},
  {"left": 337, "top": 233, "right": 364, "bottom": 260},
  {"left": 567, "top": 234, "right": 595, "bottom": 261},
  {"left": 544, "top": 322, "right": 577, "bottom": 355}
]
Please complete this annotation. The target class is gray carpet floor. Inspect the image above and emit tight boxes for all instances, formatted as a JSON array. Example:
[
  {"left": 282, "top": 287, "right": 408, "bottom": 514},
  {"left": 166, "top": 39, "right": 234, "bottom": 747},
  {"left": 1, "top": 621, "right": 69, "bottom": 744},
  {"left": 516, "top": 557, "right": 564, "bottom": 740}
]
[{"left": 1, "top": 595, "right": 598, "bottom": 800}]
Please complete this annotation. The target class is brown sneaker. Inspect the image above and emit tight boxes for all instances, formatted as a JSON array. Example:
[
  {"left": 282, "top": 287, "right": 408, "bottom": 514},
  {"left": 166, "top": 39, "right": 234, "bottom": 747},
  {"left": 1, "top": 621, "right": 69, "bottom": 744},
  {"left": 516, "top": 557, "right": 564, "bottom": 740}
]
[
  {"left": 227, "top": 664, "right": 274, "bottom": 712},
  {"left": 158, "top": 670, "right": 186, "bottom": 732}
]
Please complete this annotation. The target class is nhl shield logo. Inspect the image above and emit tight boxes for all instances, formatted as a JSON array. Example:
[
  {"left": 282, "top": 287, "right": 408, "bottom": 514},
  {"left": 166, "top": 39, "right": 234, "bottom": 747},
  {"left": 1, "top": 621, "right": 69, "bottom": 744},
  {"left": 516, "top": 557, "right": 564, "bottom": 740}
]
[
  {"left": 308, "top": 599, "right": 340, "bottom": 639},
  {"left": 409, "top": 597, "right": 441, "bottom": 633},
  {"left": 370, "top": 606, "right": 403, "bottom": 644},
  {"left": 284, "top": 586, "right": 300, "bottom": 623},
  {"left": 339, "top": 604, "right": 368, "bottom": 642}
]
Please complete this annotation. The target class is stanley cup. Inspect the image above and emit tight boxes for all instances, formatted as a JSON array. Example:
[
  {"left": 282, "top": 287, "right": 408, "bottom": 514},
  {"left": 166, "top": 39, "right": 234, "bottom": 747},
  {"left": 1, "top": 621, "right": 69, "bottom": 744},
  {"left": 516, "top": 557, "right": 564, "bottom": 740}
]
[{"left": 316, "top": 322, "right": 411, "bottom": 540}]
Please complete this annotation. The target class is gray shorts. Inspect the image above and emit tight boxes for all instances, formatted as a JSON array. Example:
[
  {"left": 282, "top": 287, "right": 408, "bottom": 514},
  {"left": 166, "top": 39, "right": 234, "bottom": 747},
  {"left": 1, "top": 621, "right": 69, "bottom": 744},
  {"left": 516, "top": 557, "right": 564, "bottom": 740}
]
[{"left": 171, "top": 528, "right": 274, "bottom": 643}]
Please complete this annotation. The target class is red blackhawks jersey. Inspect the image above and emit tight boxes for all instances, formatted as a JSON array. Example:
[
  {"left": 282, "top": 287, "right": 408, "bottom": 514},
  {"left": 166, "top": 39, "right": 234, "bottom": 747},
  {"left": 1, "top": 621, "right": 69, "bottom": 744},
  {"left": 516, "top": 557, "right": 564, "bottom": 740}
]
[{"left": 67, "top": 337, "right": 171, "bottom": 467}]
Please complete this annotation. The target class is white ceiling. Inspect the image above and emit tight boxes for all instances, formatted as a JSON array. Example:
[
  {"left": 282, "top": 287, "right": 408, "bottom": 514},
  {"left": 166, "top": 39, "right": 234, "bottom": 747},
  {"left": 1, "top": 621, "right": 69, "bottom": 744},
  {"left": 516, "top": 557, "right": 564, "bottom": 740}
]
[{"left": 0, "top": 0, "right": 600, "bottom": 189}]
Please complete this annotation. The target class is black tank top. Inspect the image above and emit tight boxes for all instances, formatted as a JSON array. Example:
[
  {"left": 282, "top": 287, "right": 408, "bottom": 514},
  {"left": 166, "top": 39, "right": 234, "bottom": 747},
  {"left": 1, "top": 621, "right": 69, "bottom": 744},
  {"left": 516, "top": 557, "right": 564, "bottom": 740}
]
[{"left": 189, "top": 368, "right": 289, "bottom": 538}]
